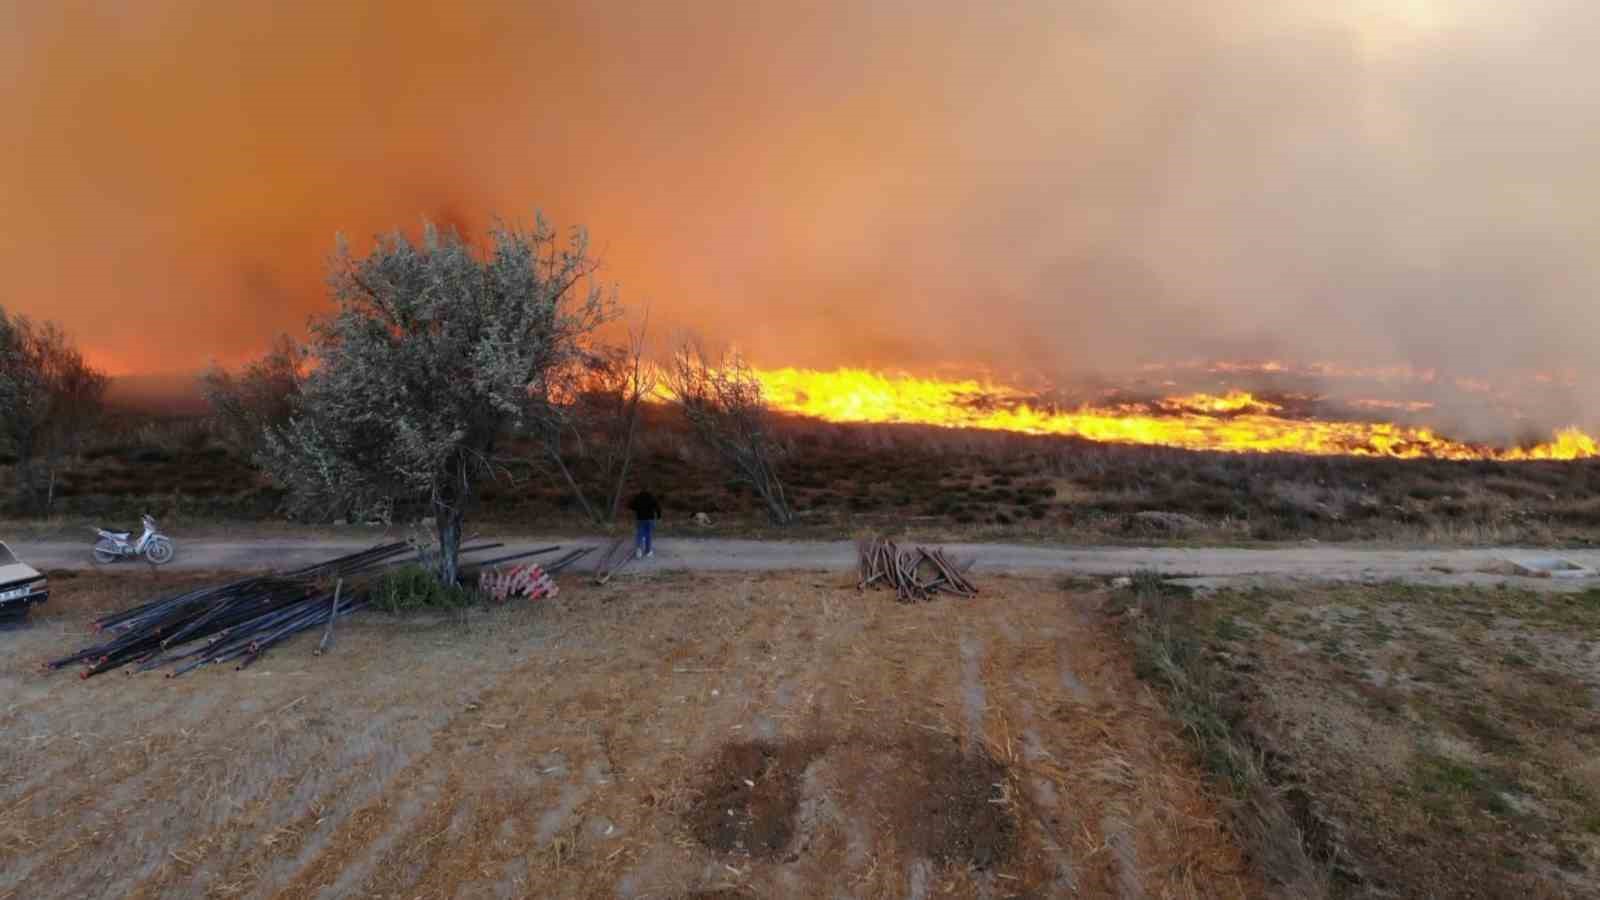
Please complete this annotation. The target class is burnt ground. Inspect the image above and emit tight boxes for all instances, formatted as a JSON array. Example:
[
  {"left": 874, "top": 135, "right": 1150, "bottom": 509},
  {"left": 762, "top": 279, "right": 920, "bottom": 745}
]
[{"left": 0, "top": 569, "right": 1253, "bottom": 898}]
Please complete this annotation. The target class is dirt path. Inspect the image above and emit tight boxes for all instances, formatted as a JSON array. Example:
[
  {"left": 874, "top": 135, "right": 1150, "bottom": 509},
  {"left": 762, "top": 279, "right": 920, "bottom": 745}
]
[{"left": 14, "top": 536, "right": 1600, "bottom": 589}]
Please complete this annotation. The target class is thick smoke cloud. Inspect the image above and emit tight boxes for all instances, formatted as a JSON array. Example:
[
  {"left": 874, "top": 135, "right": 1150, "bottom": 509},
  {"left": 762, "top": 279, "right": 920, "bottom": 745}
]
[{"left": 5, "top": 1, "right": 1597, "bottom": 429}]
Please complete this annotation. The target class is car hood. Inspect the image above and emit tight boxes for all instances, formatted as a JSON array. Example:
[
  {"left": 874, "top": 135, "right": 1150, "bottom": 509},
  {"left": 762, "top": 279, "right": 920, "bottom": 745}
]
[{"left": 0, "top": 561, "right": 43, "bottom": 589}]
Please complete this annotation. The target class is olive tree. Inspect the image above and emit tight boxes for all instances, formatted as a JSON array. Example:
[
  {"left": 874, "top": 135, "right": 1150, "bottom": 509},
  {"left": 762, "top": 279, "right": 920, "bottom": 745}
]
[
  {"left": 261, "top": 220, "right": 613, "bottom": 585},
  {"left": 666, "top": 342, "right": 793, "bottom": 524},
  {"left": 0, "top": 306, "right": 108, "bottom": 511}
]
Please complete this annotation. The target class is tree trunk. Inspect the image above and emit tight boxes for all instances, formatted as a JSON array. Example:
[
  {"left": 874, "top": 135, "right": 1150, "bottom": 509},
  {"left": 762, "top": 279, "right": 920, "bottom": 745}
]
[
  {"left": 12, "top": 450, "right": 34, "bottom": 511},
  {"left": 746, "top": 456, "right": 792, "bottom": 525},
  {"left": 40, "top": 443, "right": 68, "bottom": 515},
  {"left": 435, "top": 500, "right": 464, "bottom": 587},
  {"left": 542, "top": 427, "right": 601, "bottom": 525},
  {"left": 607, "top": 452, "right": 633, "bottom": 521},
  {"left": 761, "top": 483, "right": 793, "bottom": 525},
  {"left": 552, "top": 451, "right": 601, "bottom": 524},
  {"left": 607, "top": 415, "right": 639, "bottom": 519}
]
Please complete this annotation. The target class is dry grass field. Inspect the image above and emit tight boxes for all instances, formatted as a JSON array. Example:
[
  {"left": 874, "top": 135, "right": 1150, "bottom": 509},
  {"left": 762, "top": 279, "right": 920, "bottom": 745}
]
[
  {"left": 1116, "top": 576, "right": 1600, "bottom": 898},
  {"left": 2, "top": 568, "right": 1254, "bottom": 899},
  {"left": 6, "top": 408, "right": 1600, "bottom": 547}
]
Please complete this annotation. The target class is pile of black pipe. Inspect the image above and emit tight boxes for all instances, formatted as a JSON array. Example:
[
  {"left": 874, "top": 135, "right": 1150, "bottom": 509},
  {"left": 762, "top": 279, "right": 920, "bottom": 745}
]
[
  {"left": 458, "top": 545, "right": 594, "bottom": 580},
  {"left": 45, "top": 541, "right": 509, "bottom": 679}
]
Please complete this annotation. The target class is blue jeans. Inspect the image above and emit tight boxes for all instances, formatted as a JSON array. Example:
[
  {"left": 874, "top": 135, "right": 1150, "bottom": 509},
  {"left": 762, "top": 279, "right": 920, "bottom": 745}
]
[{"left": 635, "top": 519, "right": 654, "bottom": 555}]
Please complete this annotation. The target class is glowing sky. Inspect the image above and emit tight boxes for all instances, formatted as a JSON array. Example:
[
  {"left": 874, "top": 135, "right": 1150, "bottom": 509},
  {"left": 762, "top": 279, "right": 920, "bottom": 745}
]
[{"left": 5, "top": 0, "right": 1598, "bottom": 437}]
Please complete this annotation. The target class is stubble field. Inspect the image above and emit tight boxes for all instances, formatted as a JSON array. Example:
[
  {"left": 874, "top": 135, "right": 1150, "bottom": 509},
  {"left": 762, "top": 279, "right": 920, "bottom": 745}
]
[{"left": 1, "top": 568, "right": 1251, "bottom": 899}]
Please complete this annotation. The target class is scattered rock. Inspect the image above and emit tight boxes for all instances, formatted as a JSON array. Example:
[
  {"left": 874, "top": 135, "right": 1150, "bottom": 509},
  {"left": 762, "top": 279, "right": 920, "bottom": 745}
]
[{"left": 585, "top": 815, "right": 619, "bottom": 839}]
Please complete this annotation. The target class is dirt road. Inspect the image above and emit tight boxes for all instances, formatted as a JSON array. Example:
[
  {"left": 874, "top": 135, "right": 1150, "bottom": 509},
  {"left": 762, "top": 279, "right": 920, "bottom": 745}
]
[{"left": 14, "top": 536, "right": 1600, "bottom": 589}]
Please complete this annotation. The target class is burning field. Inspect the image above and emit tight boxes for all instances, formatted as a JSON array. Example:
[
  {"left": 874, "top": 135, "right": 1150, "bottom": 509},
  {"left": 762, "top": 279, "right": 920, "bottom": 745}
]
[
  {"left": 746, "top": 362, "right": 1599, "bottom": 462},
  {"left": 13, "top": 354, "right": 1600, "bottom": 549},
  {"left": 10, "top": 3, "right": 1600, "bottom": 896}
]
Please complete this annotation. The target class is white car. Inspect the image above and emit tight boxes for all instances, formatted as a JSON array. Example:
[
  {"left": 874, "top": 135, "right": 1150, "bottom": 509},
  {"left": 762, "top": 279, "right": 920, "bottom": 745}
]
[{"left": 0, "top": 542, "right": 48, "bottom": 625}]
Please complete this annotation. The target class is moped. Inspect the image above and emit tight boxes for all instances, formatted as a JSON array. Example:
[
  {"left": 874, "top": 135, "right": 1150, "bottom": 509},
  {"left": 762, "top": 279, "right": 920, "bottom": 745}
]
[{"left": 92, "top": 514, "right": 176, "bottom": 566}]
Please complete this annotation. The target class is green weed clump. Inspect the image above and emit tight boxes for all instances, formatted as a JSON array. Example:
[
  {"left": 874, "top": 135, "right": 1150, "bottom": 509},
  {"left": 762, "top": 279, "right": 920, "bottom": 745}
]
[
  {"left": 1111, "top": 570, "right": 1329, "bottom": 896},
  {"left": 372, "top": 564, "right": 477, "bottom": 613}
]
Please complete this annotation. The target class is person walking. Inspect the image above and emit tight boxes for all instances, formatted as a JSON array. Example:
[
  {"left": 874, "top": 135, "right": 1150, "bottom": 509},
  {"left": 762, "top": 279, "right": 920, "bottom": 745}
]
[{"left": 628, "top": 489, "right": 661, "bottom": 558}]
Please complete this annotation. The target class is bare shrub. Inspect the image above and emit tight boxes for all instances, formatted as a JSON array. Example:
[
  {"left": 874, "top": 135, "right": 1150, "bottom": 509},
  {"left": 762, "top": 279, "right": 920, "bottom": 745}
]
[
  {"left": 526, "top": 313, "right": 658, "bottom": 524},
  {"left": 0, "top": 306, "right": 109, "bottom": 511},
  {"left": 200, "top": 334, "right": 306, "bottom": 456},
  {"left": 665, "top": 342, "right": 793, "bottom": 525}
]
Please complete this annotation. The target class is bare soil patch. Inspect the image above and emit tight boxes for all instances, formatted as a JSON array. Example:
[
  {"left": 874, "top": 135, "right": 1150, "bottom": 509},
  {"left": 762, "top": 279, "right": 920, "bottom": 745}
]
[
  {"left": 689, "top": 734, "right": 1018, "bottom": 871},
  {"left": 689, "top": 738, "right": 829, "bottom": 859},
  {"left": 885, "top": 738, "right": 1017, "bottom": 869}
]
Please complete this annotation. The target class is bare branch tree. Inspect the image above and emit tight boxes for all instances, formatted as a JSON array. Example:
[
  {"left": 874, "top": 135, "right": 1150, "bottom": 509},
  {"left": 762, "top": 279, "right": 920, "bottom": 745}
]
[
  {"left": 596, "top": 314, "right": 659, "bottom": 518},
  {"left": 526, "top": 358, "right": 603, "bottom": 524},
  {"left": 525, "top": 310, "right": 658, "bottom": 525},
  {"left": 200, "top": 334, "right": 307, "bottom": 456},
  {"left": 0, "top": 307, "right": 109, "bottom": 512},
  {"left": 665, "top": 341, "right": 793, "bottom": 525}
]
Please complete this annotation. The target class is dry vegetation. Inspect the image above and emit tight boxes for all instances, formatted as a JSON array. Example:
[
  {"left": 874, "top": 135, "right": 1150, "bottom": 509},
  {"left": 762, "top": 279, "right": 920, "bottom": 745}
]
[
  {"left": 2, "top": 568, "right": 1254, "bottom": 898},
  {"left": 6, "top": 405, "right": 1600, "bottom": 547},
  {"left": 1114, "top": 576, "right": 1600, "bottom": 898}
]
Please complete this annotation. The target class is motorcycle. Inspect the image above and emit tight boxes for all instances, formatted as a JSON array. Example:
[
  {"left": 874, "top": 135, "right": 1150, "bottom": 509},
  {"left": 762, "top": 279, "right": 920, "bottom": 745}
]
[{"left": 92, "top": 514, "right": 176, "bottom": 566}]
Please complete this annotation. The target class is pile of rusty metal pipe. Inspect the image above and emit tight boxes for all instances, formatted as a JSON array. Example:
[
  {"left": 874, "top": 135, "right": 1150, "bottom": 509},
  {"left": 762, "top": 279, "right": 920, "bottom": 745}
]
[
  {"left": 45, "top": 541, "right": 503, "bottom": 679},
  {"left": 856, "top": 537, "right": 977, "bottom": 602}
]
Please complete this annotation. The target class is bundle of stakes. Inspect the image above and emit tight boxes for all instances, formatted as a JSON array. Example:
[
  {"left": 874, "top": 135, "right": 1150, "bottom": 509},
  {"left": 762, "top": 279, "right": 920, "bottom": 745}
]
[
  {"left": 856, "top": 537, "right": 978, "bottom": 602},
  {"left": 45, "top": 540, "right": 518, "bottom": 679}
]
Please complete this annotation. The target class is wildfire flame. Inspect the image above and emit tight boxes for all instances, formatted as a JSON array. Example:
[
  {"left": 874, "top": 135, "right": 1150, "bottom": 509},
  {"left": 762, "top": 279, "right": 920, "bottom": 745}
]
[{"left": 743, "top": 367, "right": 1599, "bottom": 461}]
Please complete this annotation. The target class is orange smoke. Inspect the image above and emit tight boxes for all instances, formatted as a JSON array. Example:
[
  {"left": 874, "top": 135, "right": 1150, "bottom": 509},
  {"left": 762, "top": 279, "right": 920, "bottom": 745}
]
[{"left": 745, "top": 367, "right": 1599, "bottom": 461}]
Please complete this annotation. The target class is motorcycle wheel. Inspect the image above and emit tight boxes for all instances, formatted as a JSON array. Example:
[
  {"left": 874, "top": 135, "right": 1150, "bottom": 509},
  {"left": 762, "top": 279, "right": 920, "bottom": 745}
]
[
  {"left": 144, "top": 537, "right": 175, "bottom": 566},
  {"left": 92, "top": 539, "right": 120, "bottom": 565}
]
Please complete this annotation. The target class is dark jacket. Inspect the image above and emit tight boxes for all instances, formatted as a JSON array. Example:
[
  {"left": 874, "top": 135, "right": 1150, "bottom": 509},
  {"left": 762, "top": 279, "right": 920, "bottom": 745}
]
[{"left": 628, "top": 491, "right": 661, "bottom": 522}]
